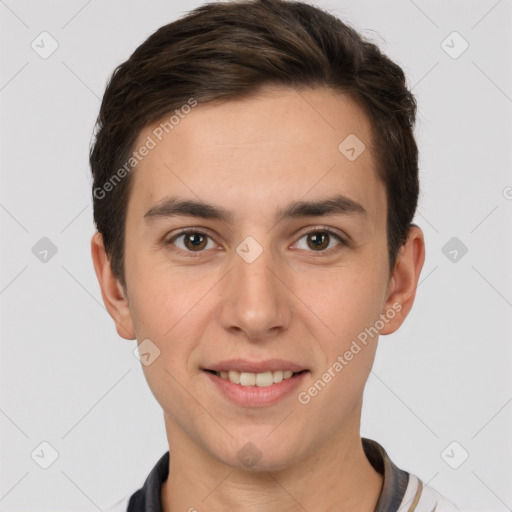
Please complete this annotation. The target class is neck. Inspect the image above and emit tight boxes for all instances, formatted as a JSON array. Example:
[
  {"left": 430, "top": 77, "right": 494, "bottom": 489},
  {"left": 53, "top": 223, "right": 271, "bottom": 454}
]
[{"left": 161, "top": 421, "right": 383, "bottom": 512}]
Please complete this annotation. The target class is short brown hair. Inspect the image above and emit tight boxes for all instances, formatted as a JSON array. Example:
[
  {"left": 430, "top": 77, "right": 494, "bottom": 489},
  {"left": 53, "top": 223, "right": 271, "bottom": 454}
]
[{"left": 90, "top": 0, "right": 419, "bottom": 288}]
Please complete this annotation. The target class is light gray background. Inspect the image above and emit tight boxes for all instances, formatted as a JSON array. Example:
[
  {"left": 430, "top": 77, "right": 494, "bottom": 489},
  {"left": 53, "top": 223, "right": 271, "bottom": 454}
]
[{"left": 1, "top": 0, "right": 511, "bottom": 511}]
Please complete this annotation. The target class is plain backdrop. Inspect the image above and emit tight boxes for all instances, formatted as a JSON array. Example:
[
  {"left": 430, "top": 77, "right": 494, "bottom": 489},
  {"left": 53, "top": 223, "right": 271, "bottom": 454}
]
[{"left": 1, "top": 1, "right": 511, "bottom": 511}]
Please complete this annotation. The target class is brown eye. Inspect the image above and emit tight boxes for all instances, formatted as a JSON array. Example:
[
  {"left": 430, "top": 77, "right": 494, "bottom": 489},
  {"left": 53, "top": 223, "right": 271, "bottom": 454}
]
[
  {"left": 185, "top": 233, "right": 207, "bottom": 251},
  {"left": 295, "top": 229, "right": 345, "bottom": 253},
  {"left": 307, "top": 232, "right": 330, "bottom": 251},
  {"left": 169, "top": 230, "right": 215, "bottom": 253}
]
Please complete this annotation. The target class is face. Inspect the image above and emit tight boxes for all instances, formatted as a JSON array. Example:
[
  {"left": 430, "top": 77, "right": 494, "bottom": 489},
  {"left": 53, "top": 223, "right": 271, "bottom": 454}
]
[{"left": 93, "top": 85, "right": 423, "bottom": 471}]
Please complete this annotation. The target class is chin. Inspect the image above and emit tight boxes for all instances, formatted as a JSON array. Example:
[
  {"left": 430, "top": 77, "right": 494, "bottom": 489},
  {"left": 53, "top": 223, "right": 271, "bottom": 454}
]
[{"left": 210, "top": 431, "right": 306, "bottom": 472}]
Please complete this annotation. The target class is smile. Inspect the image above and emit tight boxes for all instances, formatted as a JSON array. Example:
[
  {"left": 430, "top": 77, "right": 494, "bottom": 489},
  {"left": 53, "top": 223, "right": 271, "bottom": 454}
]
[
  {"left": 207, "top": 369, "right": 304, "bottom": 387},
  {"left": 203, "top": 367, "right": 309, "bottom": 407}
]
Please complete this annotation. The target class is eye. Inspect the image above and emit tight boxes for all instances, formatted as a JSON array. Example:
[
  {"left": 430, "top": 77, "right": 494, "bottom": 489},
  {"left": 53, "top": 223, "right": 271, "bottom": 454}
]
[
  {"left": 167, "top": 229, "right": 217, "bottom": 254},
  {"left": 166, "top": 227, "right": 347, "bottom": 256},
  {"left": 294, "top": 228, "right": 346, "bottom": 254}
]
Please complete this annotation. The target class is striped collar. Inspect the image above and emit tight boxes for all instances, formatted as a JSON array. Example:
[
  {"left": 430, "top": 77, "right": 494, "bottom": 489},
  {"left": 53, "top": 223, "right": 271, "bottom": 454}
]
[{"left": 362, "top": 438, "right": 410, "bottom": 511}]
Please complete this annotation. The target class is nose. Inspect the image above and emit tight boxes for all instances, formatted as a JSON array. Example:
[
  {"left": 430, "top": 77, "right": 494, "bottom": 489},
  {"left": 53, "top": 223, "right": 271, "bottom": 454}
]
[{"left": 216, "top": 242, "right": 292, "bottom": 342}]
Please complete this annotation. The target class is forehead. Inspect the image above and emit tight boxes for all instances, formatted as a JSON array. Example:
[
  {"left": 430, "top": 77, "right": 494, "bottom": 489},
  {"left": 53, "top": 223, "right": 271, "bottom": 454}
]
[{"left": 127, "top": 85, "right": 383, "bottom": 222}]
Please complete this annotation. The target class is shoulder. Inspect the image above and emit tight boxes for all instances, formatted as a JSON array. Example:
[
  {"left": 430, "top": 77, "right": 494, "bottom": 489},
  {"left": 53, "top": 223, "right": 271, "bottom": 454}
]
[{"left": 400, "top": 473, "right": 461, "bottom": 512}]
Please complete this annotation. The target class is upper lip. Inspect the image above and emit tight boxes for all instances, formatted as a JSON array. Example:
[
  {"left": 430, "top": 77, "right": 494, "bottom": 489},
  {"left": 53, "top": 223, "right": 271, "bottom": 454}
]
[{"left": 203, "top": 358, "right": 307, "bottom": 373}]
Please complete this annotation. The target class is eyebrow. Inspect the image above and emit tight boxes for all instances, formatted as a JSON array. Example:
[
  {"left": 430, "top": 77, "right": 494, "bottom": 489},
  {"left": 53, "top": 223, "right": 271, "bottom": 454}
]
[{"left": 143, "top": 194, "right": 367, "bottom": 224}]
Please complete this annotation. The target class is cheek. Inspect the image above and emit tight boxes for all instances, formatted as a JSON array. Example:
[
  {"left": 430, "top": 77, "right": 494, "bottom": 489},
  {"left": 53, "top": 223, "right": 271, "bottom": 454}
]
[
  {"left": 129, "top": 274, "right": 203, "bottom": 412},
  {"left": 126, "top": 246, "right": 188, "bottom": 334},
  {"left": 128, "top": 259, "right": 214, "bottom": 370},
  {"left": 303, "top": 261, "right": 388, "bottom": 346},
  {"left": 294, "top": 268, "right": 386, "bottom": 425}
]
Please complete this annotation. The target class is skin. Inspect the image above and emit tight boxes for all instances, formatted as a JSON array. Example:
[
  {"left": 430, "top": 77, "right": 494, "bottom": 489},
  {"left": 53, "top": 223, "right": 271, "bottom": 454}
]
[{"left": 91, "top": 85, "right": 425, "bottom": 512}]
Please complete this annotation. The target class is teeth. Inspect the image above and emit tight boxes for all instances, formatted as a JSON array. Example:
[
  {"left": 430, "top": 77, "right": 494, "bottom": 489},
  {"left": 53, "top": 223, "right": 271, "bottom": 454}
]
[
  {"left": 273, "top": 370, "right": 283, "bottom": 383},
  {"left": 255, "top": 371, "right": 272, "bottom": 387},
  {"left": 240, "top": 372, "right": 256, "bottom": 386},
  {"left": 215, "top": 369, "right": 299, "bottom": 386},
  {"left": 228, "top": 370, "right": 240, "bottom": 384}
]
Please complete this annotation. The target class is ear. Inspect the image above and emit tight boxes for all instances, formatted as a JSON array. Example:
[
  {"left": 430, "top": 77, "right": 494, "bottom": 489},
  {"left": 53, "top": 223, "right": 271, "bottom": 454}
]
[
  {"left": 90, "top": 232, "right": 136, "bottom": 340},
  {"left": 379, "top": 225, "right": 425, "bottom": 335}
]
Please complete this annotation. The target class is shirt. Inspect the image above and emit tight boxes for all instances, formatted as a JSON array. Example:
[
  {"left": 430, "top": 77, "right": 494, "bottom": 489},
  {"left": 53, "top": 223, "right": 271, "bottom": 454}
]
[{"left": 105, "top": 437, "right": 460, "bottom": 512}]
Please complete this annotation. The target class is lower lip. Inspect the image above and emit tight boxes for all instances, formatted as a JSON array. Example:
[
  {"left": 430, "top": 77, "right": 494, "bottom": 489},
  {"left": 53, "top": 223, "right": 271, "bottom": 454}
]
[{"left": 204, "top": 371, "right": 308, "bottom": 407}]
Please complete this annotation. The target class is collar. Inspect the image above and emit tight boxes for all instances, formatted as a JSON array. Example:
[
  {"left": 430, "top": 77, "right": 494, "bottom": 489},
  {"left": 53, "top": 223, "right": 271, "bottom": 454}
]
[
  {"left": 127, "top": 437, "right": 409, "bottom": 512},
  {"left": 362, "top": 437, "right": 409, "bottom": 511}
]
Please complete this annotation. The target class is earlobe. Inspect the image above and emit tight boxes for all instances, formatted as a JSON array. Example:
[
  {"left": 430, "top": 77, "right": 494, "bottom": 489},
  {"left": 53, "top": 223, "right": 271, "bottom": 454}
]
[
  {"left": 379, "top": 225, "right": 425, "bottom": 335},
  {"left": 90, "top": 232, "right": 136, "bottom": 340}
]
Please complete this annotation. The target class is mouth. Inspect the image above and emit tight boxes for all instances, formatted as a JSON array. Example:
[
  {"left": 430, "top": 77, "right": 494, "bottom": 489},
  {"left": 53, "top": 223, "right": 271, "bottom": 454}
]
[
  {"left": 201, "top": 360, "right": 309, "bottom": 407},
  {"left": 204, "top": 369, "right": 308, "bottom": 387}
]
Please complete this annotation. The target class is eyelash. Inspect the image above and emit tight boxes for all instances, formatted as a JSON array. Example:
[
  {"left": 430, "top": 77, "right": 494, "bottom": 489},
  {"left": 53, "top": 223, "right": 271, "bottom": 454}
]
[{"left": 165, "top": 226, "right": 348, "bottom": 257}]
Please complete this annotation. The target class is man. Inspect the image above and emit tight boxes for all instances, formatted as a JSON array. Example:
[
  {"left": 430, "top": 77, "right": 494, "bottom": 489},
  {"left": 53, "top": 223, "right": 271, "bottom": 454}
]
[{"left": 90, "top": 1, "right": 459, "bottom": 510}]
